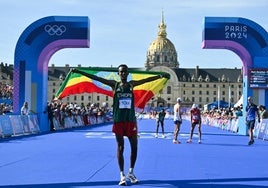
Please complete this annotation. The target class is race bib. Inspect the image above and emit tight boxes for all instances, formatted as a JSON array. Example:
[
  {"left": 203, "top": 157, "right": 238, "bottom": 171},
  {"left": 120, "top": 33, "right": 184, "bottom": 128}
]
[
  {"left": 193, "top": 115, "right": 199, "bottom": 121},
  {"left": 119, "top": 98, "right": 131, "bottom": 109}
]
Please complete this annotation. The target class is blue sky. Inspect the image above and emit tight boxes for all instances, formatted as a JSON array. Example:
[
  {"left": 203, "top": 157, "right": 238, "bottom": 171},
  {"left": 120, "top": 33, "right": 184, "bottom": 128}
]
[{"left": 0, "top": 0, "right": 267, "bottom": 69}]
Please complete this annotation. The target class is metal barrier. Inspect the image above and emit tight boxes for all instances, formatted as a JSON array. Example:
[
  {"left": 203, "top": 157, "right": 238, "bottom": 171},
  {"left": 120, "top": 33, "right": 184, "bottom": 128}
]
[
  {"left": 203, "top": 115, "right": 268, "bottom": 140},
  {"left": 0, "top": 115, "right": 40, "bottom": 138},
  {"left": 0, "top": 113, "right": 113, "bottom": 138}
]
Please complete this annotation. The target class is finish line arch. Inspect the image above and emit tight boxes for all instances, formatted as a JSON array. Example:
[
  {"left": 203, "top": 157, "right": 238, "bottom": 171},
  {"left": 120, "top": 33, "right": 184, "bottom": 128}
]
[
  {"left": 202, "top": 17, "right": 268, "bottom": 117},
  {"left": 13, "top": 16, "right": 90, "bottom": 132}
]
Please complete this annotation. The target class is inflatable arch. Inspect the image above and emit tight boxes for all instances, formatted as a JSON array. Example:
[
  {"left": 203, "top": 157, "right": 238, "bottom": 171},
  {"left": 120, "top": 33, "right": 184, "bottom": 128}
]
[
  {"left": 202, "top": 17, "right": 268, "bottom": 115},
  {"left": 14, "top": 16, "right": 90, "bottom": 132}
]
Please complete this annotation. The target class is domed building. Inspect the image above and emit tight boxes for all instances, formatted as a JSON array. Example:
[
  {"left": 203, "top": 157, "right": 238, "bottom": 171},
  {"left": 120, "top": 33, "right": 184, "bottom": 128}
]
[
  {"left": 143, "top": 12, "right": 243, "bottom": 110},
  {"left": 145, "top": 12, "right": 179, "bottom": 69}
]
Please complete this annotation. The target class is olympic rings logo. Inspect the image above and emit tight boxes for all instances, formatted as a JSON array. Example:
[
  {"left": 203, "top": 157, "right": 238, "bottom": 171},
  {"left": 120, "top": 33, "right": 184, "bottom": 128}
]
[{"left": 44, "top": 25, "right": 66, "bottom": 36}]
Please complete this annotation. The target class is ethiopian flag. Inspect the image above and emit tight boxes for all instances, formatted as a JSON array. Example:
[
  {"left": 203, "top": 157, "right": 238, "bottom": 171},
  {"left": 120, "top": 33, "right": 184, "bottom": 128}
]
[{"left": 55, "top": 67, "right": 170, "bottom": 109}]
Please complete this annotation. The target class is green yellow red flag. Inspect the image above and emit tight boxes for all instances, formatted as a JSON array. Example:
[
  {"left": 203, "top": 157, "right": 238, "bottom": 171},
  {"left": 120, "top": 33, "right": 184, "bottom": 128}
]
[{"left": 55, "top": 67, "right": 170, "bottom": 108}]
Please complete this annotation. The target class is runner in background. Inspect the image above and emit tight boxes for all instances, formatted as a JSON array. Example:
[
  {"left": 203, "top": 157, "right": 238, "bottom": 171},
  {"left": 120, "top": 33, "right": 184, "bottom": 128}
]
[
  {"left": 155, "top": 108, "right": 166, "bottom": 138},
  {"left": 246, "top": 96, "right": 260, "bottom": 145},
  {"left": 187, "top": 103, "right": 202, "bottom": 144},
  {"left": 173, "top": 97, "right": 182, "bottom": 144}
]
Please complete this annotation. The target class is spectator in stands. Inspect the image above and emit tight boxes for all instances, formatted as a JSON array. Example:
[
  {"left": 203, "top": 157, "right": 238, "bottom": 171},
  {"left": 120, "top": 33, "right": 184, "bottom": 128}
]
[
  {"left": 21, "top": 101, "right": 29, "bottom": 115},
  {"left": 187, "top": 103, "right": 202, "bottom": 144},
  {"left": 245, "top": 97, "right": 260, "bottom": 145},
  {"left": 259, "top": 105, "right": 268, "bottom": 120},
  {"left": 53, "top": 103, "right": 62, "bottom": 128},
  {"left": 59, "top": 103, "right": 67, "bottom": 127},
  {"left": 81, "top": 102, "right": 89, "bottom": 125},
  {"left": 91, "top": 103, "right": 98, "bottom": 123},
  {"left": 0, "top": 103, "right": 5, "bottom": 115},
  {"left": 0, "top": 83, "right": 13, "bottom": 99},
  {"left": 72, "top": 64, "right": 168, "bottom": 186},
  {"left": 47, "top": 102, "right": 55, "bottom": 131},
  {"left": 233, "top": 106, "right": 243, "bottom": 118}
]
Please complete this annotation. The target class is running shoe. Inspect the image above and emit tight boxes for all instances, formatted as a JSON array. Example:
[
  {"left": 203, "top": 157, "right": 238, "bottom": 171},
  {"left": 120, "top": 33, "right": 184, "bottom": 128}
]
[
  {"left": 248, "top": 139, "right": 254, "bottom": 145},
  {"left": 198, "top": 140, "right": 201, "bottom": 144},
  {"left": 155, "top": 134, "right": 158, "bottom": 138},
  {"left": 127, "top": 173, "right": 138, "bottom": 184},
  {"left": 118, "top": 176, "right": 127, "bottom": 186},
  {"left": 186, "top": 139, "right": 192, "bottom": 143},
  {"left": 162, "top": 134, "right": 166, "bottom": 138},
  {"left": 173, "top": 139, "right": 181, "bottom": 144}
]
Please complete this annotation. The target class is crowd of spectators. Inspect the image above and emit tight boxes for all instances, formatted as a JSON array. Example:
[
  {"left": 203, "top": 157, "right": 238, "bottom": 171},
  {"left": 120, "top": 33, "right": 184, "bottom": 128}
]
[
  {"left": 0, "top": 83, "right": 13, "bottom": 114},
  {"left": 0, "top": 83, "right": 13, "bottom": 99},
  {"left": 202, "top": 106, "right": 243, "bottom": 120},
  {"left": 0, "top": 82, "right": 267, "bottom": 126},
  {"left": 202, "top": 104, "right": 268, "bottom": 121},
  {"left": 47, "top": 101, "right": 112, "bottom": 129}
]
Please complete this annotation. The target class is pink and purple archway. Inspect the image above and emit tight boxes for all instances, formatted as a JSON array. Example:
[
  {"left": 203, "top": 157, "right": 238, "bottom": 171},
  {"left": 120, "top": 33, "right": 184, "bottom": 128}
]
[{"left": 14, "top": 16, "right": 90, "bottom": 132}]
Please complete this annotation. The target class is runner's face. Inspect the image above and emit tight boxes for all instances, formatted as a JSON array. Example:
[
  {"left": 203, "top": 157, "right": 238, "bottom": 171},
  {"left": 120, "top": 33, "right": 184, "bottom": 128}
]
[{"left": 118, "top": 66, "right": 128, "bottom": 80}]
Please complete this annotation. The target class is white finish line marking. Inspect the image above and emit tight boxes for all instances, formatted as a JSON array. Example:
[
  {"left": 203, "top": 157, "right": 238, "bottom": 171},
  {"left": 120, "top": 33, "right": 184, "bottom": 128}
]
[{"left": 85, "top": 132, "right": 197, "bottom": 139}]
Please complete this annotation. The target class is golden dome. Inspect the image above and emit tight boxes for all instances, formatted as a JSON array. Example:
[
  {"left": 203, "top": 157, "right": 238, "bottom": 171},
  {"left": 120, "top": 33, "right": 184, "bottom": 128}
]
[
  {"left": 145, "top": 11, "right": 178, "bottom": 69},
  {"left": 148, "top": 36, "right": 176, "bottom": 53},
  {"left": 148, "top": 11, "right": 176, "bottom": 53}
]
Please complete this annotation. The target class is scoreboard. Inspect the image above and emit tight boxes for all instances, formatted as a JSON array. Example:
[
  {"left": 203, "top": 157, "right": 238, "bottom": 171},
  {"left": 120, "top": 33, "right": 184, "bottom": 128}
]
[{"left": 249, "top": 69, "right": 268, "bottom": 88}]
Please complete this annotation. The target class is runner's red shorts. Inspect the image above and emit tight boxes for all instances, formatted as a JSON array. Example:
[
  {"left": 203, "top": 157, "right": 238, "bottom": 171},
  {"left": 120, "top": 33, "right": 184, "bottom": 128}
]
[{"left": 112, "top": 122, "right": 137, "bottom": 137}]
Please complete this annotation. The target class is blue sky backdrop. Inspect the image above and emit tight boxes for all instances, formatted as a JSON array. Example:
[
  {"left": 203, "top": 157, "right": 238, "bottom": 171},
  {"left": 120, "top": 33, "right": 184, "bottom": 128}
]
[{"left": 0, "top": 0, "right": 267, "bottom": 68}]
